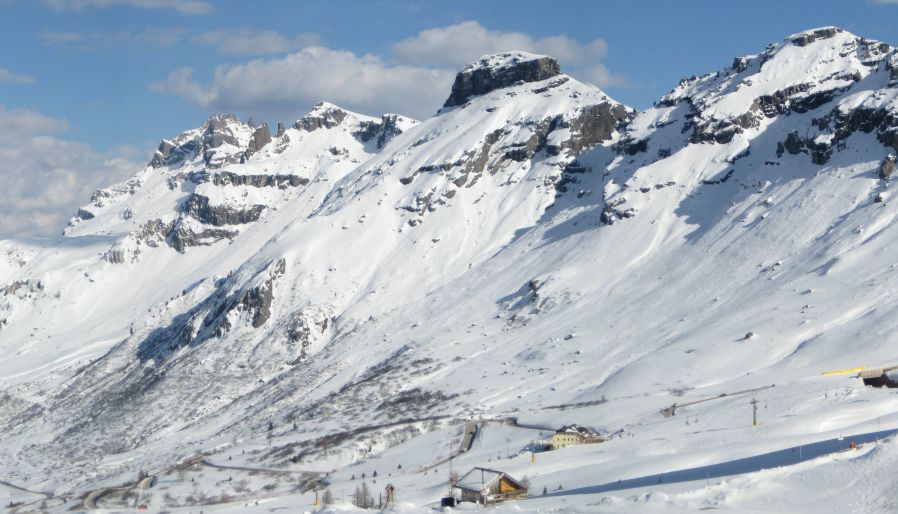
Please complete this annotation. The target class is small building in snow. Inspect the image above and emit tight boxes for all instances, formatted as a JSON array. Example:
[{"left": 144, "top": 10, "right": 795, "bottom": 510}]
[
  {"left": 452, "top": 467, "right": 528, "bottom": 504},
  {"left": 550, "top": 424, "right": 606, "bottom": 450}
]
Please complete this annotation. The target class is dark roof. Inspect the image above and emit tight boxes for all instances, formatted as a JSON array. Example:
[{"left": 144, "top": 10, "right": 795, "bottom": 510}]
[
  {"left": 556, "top": 424, "right": 596, "bottom": 437},
  {"left": 453, "top": 467, "right": 524, "bottom": 492}
]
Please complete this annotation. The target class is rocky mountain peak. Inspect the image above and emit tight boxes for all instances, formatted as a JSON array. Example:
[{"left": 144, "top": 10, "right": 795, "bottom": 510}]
[
  {"left": 443, "top": 51, "right": 562, "bottom": 107},
  {"left": 294, "top": 101, "right": 349, "bottom": 131},
  {"left": 202, "top": 113, "right": 248, "bottom": 149},
  {"left": 656, "top": 26, "right": 894, "bottom": 146},
  {"left": 787, "top": 26, "right": 843, "bottom": 47},
  {"left": 148, "top": 113, "right": 255, "bottom": 169}
]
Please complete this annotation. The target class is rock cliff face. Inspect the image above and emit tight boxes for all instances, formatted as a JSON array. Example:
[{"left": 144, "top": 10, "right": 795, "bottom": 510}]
[
  {"left": 243, "top": 123, "right": 272, "bottom": 161},
  {"left": 65, "top": 103, "right": 418, "bottom": 260},
  {"left": 600, "top": 27, "right": 898, "bottom": 225},
  {"left": 443, "top": 51, "right": 562, "bottom": 107},
  {"left": 356, "top": 114, "right": 409, "bottom": 149},
  {"left": 294, "top": 102, "right": 349, "bottom": 131}
]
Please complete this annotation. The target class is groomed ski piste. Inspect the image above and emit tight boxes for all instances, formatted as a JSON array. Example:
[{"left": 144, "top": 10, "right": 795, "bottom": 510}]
[{"left": 3, "top": 28, "right": 898, "bottom": 513}]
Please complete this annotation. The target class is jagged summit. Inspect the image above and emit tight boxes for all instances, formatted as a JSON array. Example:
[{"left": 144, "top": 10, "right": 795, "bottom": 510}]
[
  {"left": 149, "top": 112, "right": 255, "bottom": 169},
  {"left": 443, "top": 51, "right": 562, "bottom": 107},
  {"left": 601, "top": 26, "right": 898, "bottom": 223},
  {"left": 650, "top": 26, "right": 894, "bottom": 147},
  {"left": 294, "top": 101, "right": 359, "bottom": 131}
]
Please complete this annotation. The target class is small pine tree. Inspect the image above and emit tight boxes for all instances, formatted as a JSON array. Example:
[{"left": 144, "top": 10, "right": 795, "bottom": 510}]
[
  {"left": 322, "top": 489, "right": 334, "bottom": 505},
  {"left": 372, "top": 470, "right": 378, "bottom": 478},
  {"left": 267, "top": 421, "right": 274, "bottom": 431},
  {"left": 542, "top": 485, "right": 548, "bottom": 495},
  {"left": 353, "top": 482, "right": 374, "bottom": 508}
]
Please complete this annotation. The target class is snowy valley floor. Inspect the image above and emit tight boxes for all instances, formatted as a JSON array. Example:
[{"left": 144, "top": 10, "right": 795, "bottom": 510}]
[{"left": 4, "top": 376, "right": 897, "bottom": 513}]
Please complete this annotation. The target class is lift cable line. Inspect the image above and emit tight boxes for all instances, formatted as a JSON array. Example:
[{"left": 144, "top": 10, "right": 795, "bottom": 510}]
[{"left": 659, "top": 384, "right": 775, "bottom": 418}]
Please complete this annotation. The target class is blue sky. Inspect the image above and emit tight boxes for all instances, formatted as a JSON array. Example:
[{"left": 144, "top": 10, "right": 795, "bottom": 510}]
[{"left": 1, "top": 0, "right": 898, "bottom": 237}]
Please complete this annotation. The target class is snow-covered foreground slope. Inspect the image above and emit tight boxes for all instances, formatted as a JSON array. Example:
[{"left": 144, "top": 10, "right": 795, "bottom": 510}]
[{"left": 3, "top": 31, "right": 898, "bottom": 513}]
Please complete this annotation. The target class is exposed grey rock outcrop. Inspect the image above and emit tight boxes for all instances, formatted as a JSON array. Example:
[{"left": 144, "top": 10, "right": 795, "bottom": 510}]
[
  {"left": 149, "top": 138, "right": 202, "bottom": 168},
  {"left": 203, "top": 113, "right": 242, "bottom": 148},
  {"left": 562, "top": 102, "right": 632, "bottom": 155},
  {"left": 775, "top": 131, "right": 833, "bottom": 164},
  {"left": 285, "top": 312, "right": 331, "bottom": 364},
  {"left": 242, "top": 123, "right": 272, "bottom": 161},
  {"left": 295, "top": 102, "right": 347, "bottom": 131},
  {"left": 132, "top": 215, "right": 239, "bottom": 254},
  {"left": 105, "top": 240, "right": 130, "bottom": 264},
  {"left": 168, "top": 219, "right": 239, "bottom": 253},
  {"left": 791, "top": 27, "right": 841, "bottom": 47},
  {"left": 136, "top": 258, "right": 286, "bottom": 363},
  {"left": 182, "top": 193, "right": 266, "bottom": 226},
  {"left": 880, "top": 154, "right": 897, "bottom": 180},
  {"left": 76, "top": 208, "right": 95, "bottom": 220},
  {"left": 443, "top": 52, "right": 562, "bottom": 107},
  {"left": 150, "top": 113, "right": 250, "bottom": 169},
  {"left": 240, "top": 258, "right": 286, "bottom": 328},
  {"left": 206, "top": 171, "right": 309, "bottom": 188},
  {"left": 356, "top": 114, "right": 408, "bottom": 149},
  {"left": 673, "top": 31, "right": 890, "bottom": 153}
]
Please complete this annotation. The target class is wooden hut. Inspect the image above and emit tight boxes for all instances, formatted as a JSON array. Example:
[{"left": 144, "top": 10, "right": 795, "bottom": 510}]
[{"left": 452, "top": 467, "right": 528, "bottom": 504}]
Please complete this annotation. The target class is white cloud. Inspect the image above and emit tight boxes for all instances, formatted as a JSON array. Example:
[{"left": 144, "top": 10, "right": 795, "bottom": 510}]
[
  {"left": 393, "top": 21, "right": 597, "bottom": 66},
  {"left": 43, "top": 0, "right": 212, "bottom": 15},
  {"left": 580, "top": 63, "right": 631, "bottom": 89},
  {"left": 193, "top": 29, "right": 319, "bottom": 56},
  {"left": 392, "top": 21, "right": 628, "bottom": 89},
  {"left": 0, "top": 105, "right": 140, "bottom": 238},
  {"left": 0, "top": 68, "right": 36, "bottom": 85},
  {"left": 151, "top": 46, "right": 456, "bottom": 120},
  {"left": 152, "top": 22, "right": 629, "bottom": 125}
]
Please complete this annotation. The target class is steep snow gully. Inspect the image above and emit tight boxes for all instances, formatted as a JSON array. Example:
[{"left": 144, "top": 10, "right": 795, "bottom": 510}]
[{"left": 5, "top": 28, "right": 898, "bottom": 513}]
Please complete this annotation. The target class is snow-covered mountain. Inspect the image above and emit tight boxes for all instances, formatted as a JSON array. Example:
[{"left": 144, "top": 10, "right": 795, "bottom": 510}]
[{"left": 4, "top": 30, "right": 898, "bottom": 513}]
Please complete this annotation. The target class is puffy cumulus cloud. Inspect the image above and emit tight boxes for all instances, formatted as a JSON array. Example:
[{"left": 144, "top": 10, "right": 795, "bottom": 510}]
[
  {"left": 0, "top": 68, "right": 36, "bottom": 85},
  {"left": 151, "top": 47, "right": 456, "bottom": 120},
  {"left": 152, "top": 22, "right": 628, "bottom": 122},
  {"left": 193, "top": 29, "right": 319, "bottom": 56},
  {"left": 392, "top": 21, "right": 629, "bottom": 89},
  {"left": 0, "top": 106, "right": 141, "bottom": 239},
  {"left": 43, "top": 0, "right": 212, "bottom": 15}
]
